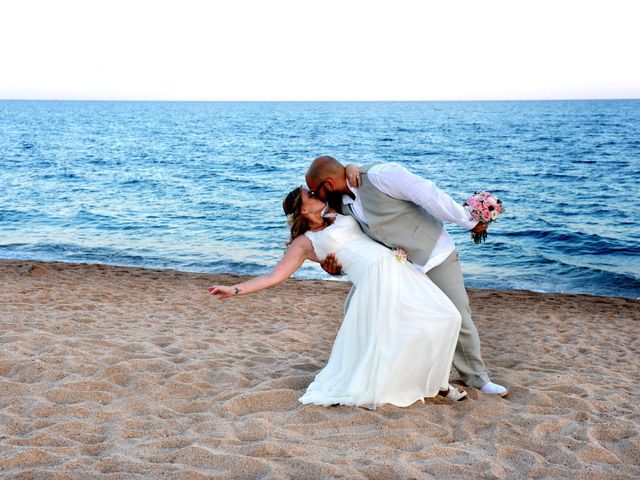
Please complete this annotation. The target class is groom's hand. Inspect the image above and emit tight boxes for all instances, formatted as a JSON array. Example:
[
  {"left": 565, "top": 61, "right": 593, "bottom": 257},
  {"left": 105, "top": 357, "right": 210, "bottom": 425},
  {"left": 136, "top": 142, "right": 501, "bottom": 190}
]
[
  {"left": 321, "top": 253, "right": 343, "bottom": 276},
  {"left": 471, "top": 222, "right": 488, "bottom": 234}
]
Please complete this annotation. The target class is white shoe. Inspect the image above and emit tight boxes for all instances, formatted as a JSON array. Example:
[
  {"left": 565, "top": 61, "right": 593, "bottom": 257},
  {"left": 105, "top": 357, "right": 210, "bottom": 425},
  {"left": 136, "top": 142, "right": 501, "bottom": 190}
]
[
  {"left": 480, "top": 381, "right": 508, "bottom": 397},
  {"left": 438, "top": 385, "right": 467, "bottom": 401}
]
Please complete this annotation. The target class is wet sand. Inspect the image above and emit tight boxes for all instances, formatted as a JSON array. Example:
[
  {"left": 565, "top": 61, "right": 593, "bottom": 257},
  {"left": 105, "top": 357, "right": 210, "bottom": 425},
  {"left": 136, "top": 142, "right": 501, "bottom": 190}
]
[{"left": 0, "top": 260, "right": 638, "bottom": 479}]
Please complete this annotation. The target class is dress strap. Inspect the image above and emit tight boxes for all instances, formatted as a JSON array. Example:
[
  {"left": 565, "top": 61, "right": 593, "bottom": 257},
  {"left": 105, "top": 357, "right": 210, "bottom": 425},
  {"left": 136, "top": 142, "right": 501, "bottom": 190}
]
[
  {"left": 303, "top": 230, "right": 316, "bottom": 244},
  {"left": 303, "top": 229, "right": 322, "bottom": 259}
]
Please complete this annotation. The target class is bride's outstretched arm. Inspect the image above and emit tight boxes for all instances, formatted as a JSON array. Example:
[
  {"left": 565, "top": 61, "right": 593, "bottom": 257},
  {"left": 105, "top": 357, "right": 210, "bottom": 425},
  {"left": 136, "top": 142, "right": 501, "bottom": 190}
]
[{"left": 208, "top": 235, "right": 318, "bottom": 300}]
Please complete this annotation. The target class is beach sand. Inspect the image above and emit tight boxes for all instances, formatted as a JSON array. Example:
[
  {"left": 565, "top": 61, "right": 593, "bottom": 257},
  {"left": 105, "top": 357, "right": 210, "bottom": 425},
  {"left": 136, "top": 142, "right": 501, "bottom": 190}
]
[{"left": 0, "top": 260, "right": 638, "bottom": 479}]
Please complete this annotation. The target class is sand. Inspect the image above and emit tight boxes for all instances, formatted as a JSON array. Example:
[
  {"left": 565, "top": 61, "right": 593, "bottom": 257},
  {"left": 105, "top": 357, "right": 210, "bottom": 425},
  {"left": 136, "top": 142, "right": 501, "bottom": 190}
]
[{"left": 0, "top": 259, "right": 638, "bottom": 479}]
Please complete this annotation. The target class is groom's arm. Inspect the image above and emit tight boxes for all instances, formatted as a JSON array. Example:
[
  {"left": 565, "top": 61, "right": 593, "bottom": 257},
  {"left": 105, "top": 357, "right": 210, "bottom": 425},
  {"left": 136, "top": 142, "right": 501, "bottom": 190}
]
[{"left": 369, "top": 163, "right": 478, "bottom": 230}]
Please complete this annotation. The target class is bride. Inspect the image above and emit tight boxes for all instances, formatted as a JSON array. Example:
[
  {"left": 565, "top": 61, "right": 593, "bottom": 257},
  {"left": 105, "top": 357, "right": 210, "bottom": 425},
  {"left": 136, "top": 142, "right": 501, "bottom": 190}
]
[{"left": 208, "top": 187, "right": 465, "bottom": 408}]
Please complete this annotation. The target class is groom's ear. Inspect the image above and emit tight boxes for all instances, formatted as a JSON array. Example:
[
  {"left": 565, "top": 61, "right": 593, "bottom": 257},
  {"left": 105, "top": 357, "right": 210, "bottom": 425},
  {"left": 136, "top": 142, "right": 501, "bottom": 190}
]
[{"left": 325, "top": 178, "right": 336, "bottom": 192}]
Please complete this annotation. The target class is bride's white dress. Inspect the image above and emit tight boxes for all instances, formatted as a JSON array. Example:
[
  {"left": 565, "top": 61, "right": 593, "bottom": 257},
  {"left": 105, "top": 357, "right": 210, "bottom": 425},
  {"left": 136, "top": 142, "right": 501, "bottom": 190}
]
[{"left": 299, "top": 214, "right": 461, "bottom": 409}]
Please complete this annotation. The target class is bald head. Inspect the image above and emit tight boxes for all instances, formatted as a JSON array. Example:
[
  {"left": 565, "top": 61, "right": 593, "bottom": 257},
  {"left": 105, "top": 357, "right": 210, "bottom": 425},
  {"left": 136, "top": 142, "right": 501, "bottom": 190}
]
[
  {"left": 305, "top": 156, "right": 349, "bottom": 201},
  {"left": 306, "top": 156, "right": 344, "bottom": 183}
]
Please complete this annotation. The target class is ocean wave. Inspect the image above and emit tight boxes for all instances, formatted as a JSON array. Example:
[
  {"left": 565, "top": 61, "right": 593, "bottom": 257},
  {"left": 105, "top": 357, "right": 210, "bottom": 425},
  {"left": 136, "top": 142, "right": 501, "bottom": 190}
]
[
  {"left": 2, "top": 99, "right": 638, "bottom": 298},
  {"left": 251, "top": 162, "right": 282, "bottom": 173},
  {"left": 502, "top": 229, "right": 638, "bottom": 256}
]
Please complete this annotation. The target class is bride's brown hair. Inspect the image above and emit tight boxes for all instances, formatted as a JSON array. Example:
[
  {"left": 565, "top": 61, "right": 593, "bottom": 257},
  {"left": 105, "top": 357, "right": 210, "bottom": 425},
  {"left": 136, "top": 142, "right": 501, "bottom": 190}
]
[{"left": 282, "top": 187, "right": 309, "bottom": 246}]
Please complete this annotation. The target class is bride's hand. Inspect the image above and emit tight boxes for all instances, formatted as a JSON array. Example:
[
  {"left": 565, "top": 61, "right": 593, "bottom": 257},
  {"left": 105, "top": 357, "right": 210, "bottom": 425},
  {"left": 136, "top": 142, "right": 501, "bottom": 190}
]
[
  {"left": 345, "top": 164, "right": 363, "bottom": 188},
  {"left": 208, "top": 285, "right": 236, "bottom": 300}
]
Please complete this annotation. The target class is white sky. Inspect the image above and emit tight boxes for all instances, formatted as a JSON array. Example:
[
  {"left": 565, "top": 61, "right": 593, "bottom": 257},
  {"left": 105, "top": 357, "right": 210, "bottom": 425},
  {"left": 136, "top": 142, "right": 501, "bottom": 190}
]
[{"left": 1, "top": 0, "right": 638, "bottom": 101}]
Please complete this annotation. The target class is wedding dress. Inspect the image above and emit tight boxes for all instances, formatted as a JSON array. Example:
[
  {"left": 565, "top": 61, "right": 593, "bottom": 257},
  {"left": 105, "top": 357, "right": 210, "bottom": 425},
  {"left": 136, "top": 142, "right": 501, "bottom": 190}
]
[{"left": 299, "top": 214, "right": 462, "bottom": 409}]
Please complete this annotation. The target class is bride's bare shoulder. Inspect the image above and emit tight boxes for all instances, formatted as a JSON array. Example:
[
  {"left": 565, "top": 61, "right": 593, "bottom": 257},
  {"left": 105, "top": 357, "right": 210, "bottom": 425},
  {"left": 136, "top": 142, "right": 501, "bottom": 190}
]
[
  {"left": 290, "top": 234, "right": 314, "bottom": 250},
  {"left": 289, "top": 234, "right": 319, "bottom": 262}
]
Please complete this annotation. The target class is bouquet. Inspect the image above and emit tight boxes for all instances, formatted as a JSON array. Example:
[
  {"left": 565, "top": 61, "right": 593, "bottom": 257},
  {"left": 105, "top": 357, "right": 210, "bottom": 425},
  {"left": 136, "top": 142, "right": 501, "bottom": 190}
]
[{"left": 463, "top": 191, "right": 504, "bottom": 244}]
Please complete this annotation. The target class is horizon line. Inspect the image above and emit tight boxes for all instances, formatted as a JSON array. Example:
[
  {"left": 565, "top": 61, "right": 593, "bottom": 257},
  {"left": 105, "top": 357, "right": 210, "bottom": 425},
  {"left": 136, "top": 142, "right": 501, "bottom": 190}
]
[{"left": 1, "top": 97, "right": 639, "bottom": 103}]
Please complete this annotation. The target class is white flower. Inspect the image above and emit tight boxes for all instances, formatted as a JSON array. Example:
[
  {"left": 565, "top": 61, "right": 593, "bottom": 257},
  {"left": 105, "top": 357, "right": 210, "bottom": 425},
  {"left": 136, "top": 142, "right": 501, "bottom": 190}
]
[
  {"left": 286, "top": 214, "right": 295, "bottom": 226},
  {"left": 392, "top": 247, "right": 408, "bottom": 263}
]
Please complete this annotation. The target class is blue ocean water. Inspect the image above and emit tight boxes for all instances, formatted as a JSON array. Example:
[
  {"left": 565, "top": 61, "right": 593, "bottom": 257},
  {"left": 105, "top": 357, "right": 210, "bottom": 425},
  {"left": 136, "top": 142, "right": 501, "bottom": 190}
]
[{"left": 1, "top": 100, "right": 639, "bottom": 299}]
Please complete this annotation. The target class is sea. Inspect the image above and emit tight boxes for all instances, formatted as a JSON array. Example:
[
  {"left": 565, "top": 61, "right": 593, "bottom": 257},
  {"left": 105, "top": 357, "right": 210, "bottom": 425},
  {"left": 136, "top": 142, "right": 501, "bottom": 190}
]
[{"left": 1, "top": 100, "right": 639, "bottom": 299}]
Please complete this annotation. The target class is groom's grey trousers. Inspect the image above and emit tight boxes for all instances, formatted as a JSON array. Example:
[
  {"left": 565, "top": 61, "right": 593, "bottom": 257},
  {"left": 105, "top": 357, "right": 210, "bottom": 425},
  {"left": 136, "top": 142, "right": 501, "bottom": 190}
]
[
  {"left": 425, "top": 250, "right": 489, "bottom": 389},
  {"left": 344, "top": 250, "right": 490, "bottom": 389}
]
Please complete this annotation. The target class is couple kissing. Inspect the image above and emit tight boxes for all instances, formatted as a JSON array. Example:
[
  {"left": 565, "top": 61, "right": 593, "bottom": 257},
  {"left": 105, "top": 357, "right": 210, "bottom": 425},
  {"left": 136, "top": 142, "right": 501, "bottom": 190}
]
[{"left": 209, "top": 156, "right": 507, "bottom": 409}]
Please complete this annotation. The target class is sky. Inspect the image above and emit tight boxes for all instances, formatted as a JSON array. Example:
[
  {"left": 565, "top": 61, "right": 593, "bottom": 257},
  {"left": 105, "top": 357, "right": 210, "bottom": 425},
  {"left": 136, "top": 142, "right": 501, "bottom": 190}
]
[{"left": 1, "top": 0, "right": 639, "bottom": 101}]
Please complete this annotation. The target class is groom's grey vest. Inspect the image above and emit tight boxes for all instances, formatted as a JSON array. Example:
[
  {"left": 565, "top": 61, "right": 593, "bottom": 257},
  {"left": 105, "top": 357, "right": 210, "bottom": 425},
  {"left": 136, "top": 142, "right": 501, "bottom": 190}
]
[{"left": 341, "top": 164, "right": 444, "bottom": 266}]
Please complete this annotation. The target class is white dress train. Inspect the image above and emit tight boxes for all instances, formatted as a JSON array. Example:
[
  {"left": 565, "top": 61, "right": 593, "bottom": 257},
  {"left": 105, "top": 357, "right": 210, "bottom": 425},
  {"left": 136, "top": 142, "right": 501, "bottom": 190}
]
[{"left": 299, "top": 214, "right": 461, "bottom": 409}]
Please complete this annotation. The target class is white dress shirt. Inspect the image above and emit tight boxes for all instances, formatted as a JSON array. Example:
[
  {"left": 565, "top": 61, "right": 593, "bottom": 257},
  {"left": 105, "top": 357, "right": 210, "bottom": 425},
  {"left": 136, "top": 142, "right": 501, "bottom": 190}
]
[{"left": 343, "top": 163, "right": 477, "bottom": 272}]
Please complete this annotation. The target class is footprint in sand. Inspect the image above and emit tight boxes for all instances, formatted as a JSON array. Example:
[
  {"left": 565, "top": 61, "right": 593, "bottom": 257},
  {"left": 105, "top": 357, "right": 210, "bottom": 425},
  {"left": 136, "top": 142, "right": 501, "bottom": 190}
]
[{"left": 224, "top": 389, "right": 300, "bottom": 416}]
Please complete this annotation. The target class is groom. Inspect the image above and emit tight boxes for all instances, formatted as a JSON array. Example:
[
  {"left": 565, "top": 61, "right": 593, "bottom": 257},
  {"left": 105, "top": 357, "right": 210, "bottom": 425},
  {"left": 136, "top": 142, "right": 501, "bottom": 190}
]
[{"left": 305, "top": 155, "right": 508, "bottom": 397}]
